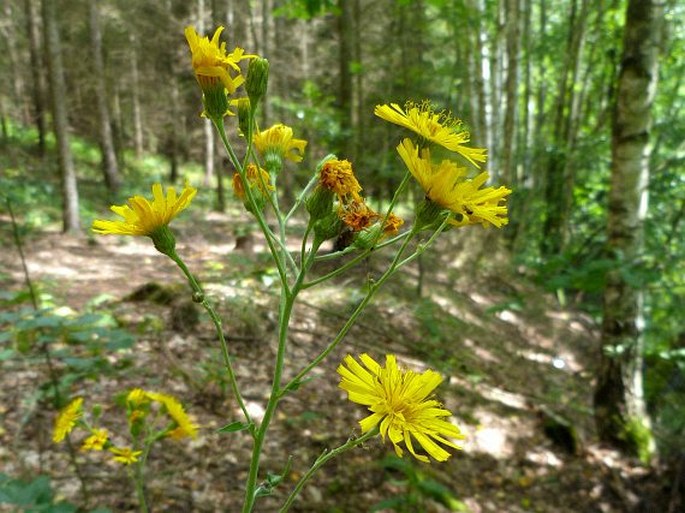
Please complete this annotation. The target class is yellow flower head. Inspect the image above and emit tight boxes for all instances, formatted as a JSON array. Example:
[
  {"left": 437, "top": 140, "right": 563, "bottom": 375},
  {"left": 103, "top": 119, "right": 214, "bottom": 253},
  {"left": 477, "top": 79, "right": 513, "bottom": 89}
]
[
  {"left": 319, "top": 159, "right": 362, "bottom": 202},
  {"left": 232, "top": 164, "right": 274, "bottom": 201},
  {"left": 375, "top": 101, "right": 487, "bottom": 168},
  {"left": 92, "top": 182, "right": 196, "bottom": 237},
  {"left": 146, "top": 392, "right": 199, "bottom": 440},
  {"left": 184, "top": 26, "right": 253, "bottom": 95},
  {"left": 338, "top": 354, "right": 465, "bottom": 463},
  {"left": 254, "top": 124, "right": 307, "bottom": 163},
  {"left": 81, "top": 428, "right": 108, "bottom": 452},
  {"left": 397, "top": 139, "right": 510, "bottom": 228},
  {"left": 109, "top": 446, "right": 142, "bottom": 465},
  {"left": 126, "top": 388, "right": 149, "bottom": 407},
  {"left": 53, "top": 397, "right": 83, "bottom": 443},
  {"left": 340, "top": 200, "right": 379, "bottom": 232}
]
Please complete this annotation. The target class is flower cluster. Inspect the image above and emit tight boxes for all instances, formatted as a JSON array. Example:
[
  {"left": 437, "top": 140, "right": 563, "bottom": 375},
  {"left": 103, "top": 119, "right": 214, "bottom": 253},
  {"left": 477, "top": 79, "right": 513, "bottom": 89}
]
[
  {"left": 52, "top": 389, "right": 198, "bottom": 466},
  {"left": 376, "top": 101, "right": 510, "bottom": 228}
]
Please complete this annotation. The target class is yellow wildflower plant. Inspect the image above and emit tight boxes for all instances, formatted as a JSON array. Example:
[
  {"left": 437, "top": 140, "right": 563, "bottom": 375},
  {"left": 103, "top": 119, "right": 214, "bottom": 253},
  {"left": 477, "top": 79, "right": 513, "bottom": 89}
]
[
  {"left": 397, "top": 138, "right": 510, "bottom": 228},
  {"left": 53, "top": 397, "right": 83, "bottom": 443},
  {"left": 375, "top": 101, "right": 487, "bottom": 168},
  {"left": 110, "top": 446, "right": 143, "bottom": 465},
  {"left": 92, "top": 182, "right": 196, "bottom": 244},
  {"left": 146, "top": 391, "right": 199, "bottom": 440},
  {"left": 184, "top": 26, "right": 253, "bottom": 96},
  {"left": 254, "top": 123, "right": 307, "bottom": 164},
  {"left": 338, "top": 353, "right": 465, "bottom": 463},
  {"left": 81, "top": 428, "right": 109, "bottom": 452},
  {"left": 382, "top": 212, "right": 405, "bottom": 236}
]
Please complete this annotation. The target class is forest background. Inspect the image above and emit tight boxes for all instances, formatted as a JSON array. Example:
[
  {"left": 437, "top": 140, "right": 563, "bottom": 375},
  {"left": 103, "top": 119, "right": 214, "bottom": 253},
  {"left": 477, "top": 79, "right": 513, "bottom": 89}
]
[{"left": 0, "top": 0, "right": 684, "bottom": 512}]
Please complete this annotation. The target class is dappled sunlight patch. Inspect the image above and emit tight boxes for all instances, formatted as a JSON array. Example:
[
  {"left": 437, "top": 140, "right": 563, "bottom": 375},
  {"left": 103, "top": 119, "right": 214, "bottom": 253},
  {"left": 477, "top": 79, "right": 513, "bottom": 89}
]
[{"left": 462, "top": 337, "right": 501, "bottom": 364}]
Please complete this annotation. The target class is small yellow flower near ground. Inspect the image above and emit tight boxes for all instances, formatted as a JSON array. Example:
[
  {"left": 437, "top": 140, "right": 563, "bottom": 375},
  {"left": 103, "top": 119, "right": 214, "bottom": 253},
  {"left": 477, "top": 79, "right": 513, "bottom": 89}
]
[
  {"left": 319, "top": 159, "right": 362, "bottom": 202},
  {"left": 146, "top": 392, "right": 199, "bottom": 440},
  {"left": 110, "top": 446, "right": 143, "bottom": 465},
  {"left": 53, "top": 397, "right": 83, "bottom": 443},
  {"left": 397, "top": 139, "right": 510, "bottom": 228},
  {"left": 81, "top": 428, "right": 108, "bottom": 451},
  {"left": 375, "top": 101, "right": 487, "bottom": 168},
  {"left": 184, "top": 26, "right": 254, "bottom": 95},
  {"left": 254, "top": 124, "right": 307, "bottom": 163},
  {"left": 91, "top": 182, "right": 196, "bottom": 237},
  {"left": 126, "top": 388, "right": 149, "bottom": 407},
  {"left": 338, "top": 353, "right": 465, "bottom": 463}
]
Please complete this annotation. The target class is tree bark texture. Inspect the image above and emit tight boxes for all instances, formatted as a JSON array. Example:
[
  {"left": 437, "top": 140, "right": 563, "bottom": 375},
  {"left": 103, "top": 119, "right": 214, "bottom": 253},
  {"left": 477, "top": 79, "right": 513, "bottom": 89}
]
[
  {"left": 594, "top": 0, "right": 662, "bottom": 458},
  {"left": 42, "top": 0, "right": 80, "bottom": 233},
  {"left": 89, "top": 1, "right": 121, "bottom": 193},
  {"left": 24, "top": 0, "right": 47, "bottom": 155}
]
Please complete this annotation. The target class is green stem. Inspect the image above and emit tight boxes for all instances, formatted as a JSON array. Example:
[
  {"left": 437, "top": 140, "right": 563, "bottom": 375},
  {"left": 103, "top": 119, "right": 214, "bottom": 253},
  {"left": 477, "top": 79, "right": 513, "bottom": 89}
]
[
  {"left": 278, "top": 428, "right": 379, "bottom": 512},
  {"left": 284, "top": 172, "right": 320, "bottom": 223},
  {"left": 213, "top": 118, "right": 291, "bottom": 289},
  {"left": 242, "top": 242, "right": 320, "bottom": 512},
  {"left": 284, "top": 229, "right": 418, "bottom": 393},
  {"left": 168, "top": 250, "right": 254, "bottom": 432}
]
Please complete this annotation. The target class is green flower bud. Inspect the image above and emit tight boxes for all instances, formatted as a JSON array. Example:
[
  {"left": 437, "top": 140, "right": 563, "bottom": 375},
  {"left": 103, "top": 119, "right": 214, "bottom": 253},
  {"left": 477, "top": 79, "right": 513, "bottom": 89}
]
[
  {"left": 352, "top": 224, "right": 383, "bottom": 250},
  {"left": 245, "top": 57, "right": 269, "bottom": 108},
  {"left": 150, "top": 226, "right": 177, "bottom": 257},
  {"left": 414, "top": 198, "right": 448, "bottom": 232},
  {"left": 312, "top": 211, "right": 343, "bottom": 245},
  {"left": 306, "top": 185, "right": 335, "bottom": 222},
  {"left": 202, "top": 84, "right": 230, "bottom": 122},
  {"left": 234, "top": 97, "right": 253, "bottom": 136}
]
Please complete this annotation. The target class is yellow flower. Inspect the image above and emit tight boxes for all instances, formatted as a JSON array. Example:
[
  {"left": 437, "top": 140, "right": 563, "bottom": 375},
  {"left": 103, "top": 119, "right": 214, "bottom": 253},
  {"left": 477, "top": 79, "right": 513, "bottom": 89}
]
[
  {"left": 232, "top": 164, "right": 274, "bottom": 201},
  {"left": 146, "top": 392, "right": 199, "bottom": 440},
  {"left": 81, "top": 428, "right": 108, "bottom": 451},
  {"left": 319, "top": 159, "right": 362, "bottom": 202},
  {"left": 184, "top": 26, "right": 253, "bottom": 95},
  {"left": 338, "top": 353, "right": 465, "bottom": 463},
  {"left": 375, "top": 101, "right": 487, "bottom": 168},
  {"left": 397, "top": 139, "right": 510, "bottom": 228},
  {"left": 53, "top": 398, "right": 83, "bottom": 443},
  {"left": 92, "top": 182, "right": 196, "bottom": 237},
  {"left": 109, "top": 446, "right": 142, "bottom": 465},
  {"left": 126, "top": 388, "right": 149, "bottom": 407},
  {"left": 254, "top": 124, "right": 307, "bottom": 163}
]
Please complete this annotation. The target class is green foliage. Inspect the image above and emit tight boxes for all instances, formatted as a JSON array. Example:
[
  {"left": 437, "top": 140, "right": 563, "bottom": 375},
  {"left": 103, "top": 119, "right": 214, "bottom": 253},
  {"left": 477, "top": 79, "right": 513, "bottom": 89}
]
[
  {"left": 622, "top": 417, "right": 655, "bottom": 465},
  {"left": 372, "top": 456, "right": 469, "bottom": 512},
  {"left": 0, "top": 290, "right": 134, "bottom": 402},
  {"left": 0, "top": 473, "right": 110, "bottom": 513}
]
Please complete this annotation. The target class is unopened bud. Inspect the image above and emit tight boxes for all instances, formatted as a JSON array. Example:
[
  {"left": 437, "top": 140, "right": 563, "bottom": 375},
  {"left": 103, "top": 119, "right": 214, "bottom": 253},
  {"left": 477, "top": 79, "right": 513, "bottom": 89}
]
[{"left": 245, "top": 57, "right": 269, "bottom": 108}]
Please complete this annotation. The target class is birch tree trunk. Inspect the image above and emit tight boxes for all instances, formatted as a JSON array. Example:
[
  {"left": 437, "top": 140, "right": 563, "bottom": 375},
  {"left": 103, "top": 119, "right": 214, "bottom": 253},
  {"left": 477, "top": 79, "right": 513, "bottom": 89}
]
[
  {"left": 89, "top": 1, "right": 121, "bottom": 193},
  {"left": 593, "top": 0, "right": 663, "bottom": 459},
  {"left": 42, "top": 0, "right": 80, "bottom": 233}
]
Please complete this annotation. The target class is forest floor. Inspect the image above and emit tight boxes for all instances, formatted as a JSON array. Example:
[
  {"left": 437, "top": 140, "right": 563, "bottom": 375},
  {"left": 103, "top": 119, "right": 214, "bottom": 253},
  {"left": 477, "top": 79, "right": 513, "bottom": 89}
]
[{"left": 0, "top": 204, "right": 677, "bottom": 513}]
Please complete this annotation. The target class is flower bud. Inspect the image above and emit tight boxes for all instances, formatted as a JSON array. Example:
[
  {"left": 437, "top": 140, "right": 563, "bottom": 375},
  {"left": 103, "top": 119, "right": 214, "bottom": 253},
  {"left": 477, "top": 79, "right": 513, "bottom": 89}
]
[
  {"left": 233, "top": 97, "right": 253, "bottom": 136},
  {"left": 245, "top": 57, "right": 269, "bottom": 108},
  {"left": 312, "top": 211, "right": 343, "bottom": 245},
  {"left": 306, "top": 185, "right": 334, "bottom": 221}
]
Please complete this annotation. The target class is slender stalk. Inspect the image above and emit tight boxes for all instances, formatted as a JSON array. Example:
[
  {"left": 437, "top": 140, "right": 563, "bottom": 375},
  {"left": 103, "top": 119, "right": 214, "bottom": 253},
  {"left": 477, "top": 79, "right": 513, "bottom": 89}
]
[
  {"left": 279, "top": 428, "right": 379, "bottom": 512},
  {"left": 213, "top": 118, "right": 291, "bottom": 288},
  {"left": 168, "top": 251, "right": 254, "bottom": 432},
  {"left": 242, "top": 240, "right": 320, "bottom": 512},
  {"left": 284, "top": 172, "right": 320, "bottom": 223}
]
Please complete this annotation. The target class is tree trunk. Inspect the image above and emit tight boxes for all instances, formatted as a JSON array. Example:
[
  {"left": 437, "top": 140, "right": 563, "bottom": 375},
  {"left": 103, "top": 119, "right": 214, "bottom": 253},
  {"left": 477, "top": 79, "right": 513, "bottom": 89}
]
[
  {"left": 594, "top": 0, "right": 662, "bottom": 460},
  {"left": 42, "top": 0, "right": 80, "bottom": 233},
  {"left": 130, "top": 34, "right": 144, "bottom": 157},
  {"left": 89, "top": 1, "right": 121, "bottom": 193},
  {"left": 24, "top": 0, "right": 47, "bottom": 155},
  {"left": 337, "top": 0, "right": 354, "bottom": 159},
  {"left": 502, "top": 0, "right": 520, "bottom": 186}
]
